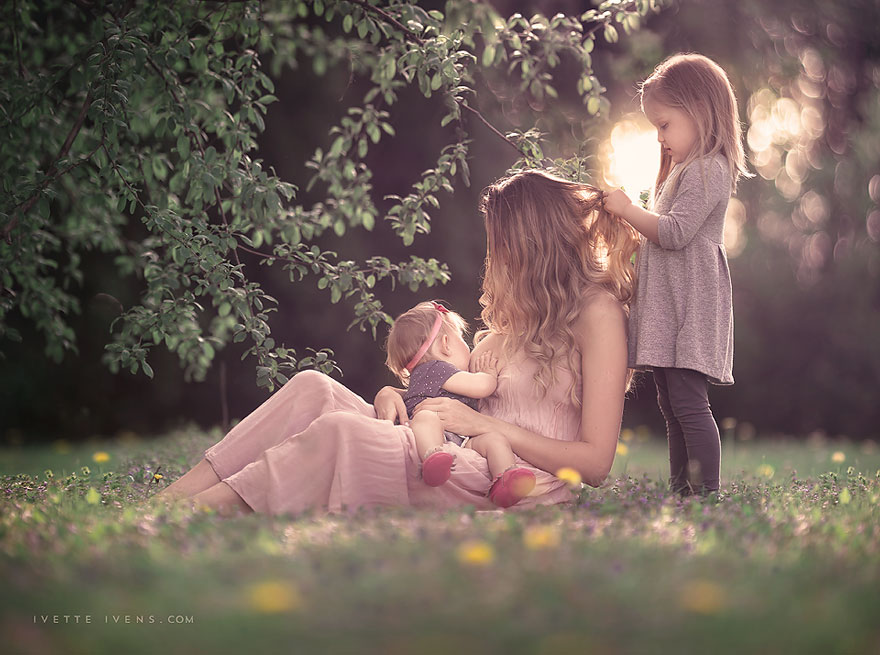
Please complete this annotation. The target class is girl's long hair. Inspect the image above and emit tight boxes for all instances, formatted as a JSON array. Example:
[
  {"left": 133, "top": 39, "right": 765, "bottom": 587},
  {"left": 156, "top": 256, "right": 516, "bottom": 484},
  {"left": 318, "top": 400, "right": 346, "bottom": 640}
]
[
  {"left": 478, "top": 169, "right": 639, "bottom": 403},
  {"left": 640, "top": 53, "right": 752, "bottom": 200}
]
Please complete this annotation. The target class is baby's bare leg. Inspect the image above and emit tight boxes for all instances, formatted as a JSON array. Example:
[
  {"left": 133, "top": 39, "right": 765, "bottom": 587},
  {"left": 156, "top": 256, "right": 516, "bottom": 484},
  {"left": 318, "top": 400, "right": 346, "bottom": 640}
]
[
  {"left": 468, "top": 433, "right": 516, "bottom": 479},
  {"left": 410, "top": 411, "right": 447, "bottom": 460}
]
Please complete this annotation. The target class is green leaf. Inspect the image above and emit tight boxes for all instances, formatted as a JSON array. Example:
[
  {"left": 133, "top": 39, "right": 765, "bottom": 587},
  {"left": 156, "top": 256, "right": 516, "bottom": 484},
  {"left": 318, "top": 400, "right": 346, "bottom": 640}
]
[
  {"left": 603, "top": 24, "right": 619, "bottom": 43},
  {"left": 177, "top": 134, "right": 190, "bottom": 160},
  {"left": 482, "top": 45, "right": 496, "bottom": 68},
  {"left": 142, "top": 361, "right": 154, "bottom": 379},
  {"left": 86, "top": 488, "right": 101, "bottom": 505},
  {"left": 343, "top": 14, "right": 353, "bottom": 33}
]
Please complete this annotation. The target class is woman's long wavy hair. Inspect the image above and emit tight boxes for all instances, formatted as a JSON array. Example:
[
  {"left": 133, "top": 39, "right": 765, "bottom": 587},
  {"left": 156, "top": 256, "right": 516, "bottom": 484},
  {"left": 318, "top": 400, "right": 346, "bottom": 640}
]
[{"left": 477, "top": 169, "right": 639, "bottom": 403}]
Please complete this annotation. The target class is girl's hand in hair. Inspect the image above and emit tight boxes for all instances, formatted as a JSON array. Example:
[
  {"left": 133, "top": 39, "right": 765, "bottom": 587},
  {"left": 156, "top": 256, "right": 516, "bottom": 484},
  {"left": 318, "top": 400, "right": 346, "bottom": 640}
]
[{"left": 603, "top": 189, "right": 633, "bottom": 216}]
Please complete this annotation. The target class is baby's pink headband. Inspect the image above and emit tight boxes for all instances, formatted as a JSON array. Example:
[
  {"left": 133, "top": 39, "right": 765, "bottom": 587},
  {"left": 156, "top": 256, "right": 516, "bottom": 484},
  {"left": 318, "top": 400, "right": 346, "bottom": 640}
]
[{"left": 404, "top": 301, "right": 449, "bottom": 372}]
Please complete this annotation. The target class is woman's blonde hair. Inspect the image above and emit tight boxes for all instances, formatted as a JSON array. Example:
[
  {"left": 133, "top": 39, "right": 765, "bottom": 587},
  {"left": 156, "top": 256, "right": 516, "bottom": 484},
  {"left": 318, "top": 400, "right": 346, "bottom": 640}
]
[
  {"left": 385, "top": 301, "right": 468, "bottom": 384},
  {"left": 640, "top": 53, "right": 751, "bottom": 197},
  {"left": 478, "top": 169, "right": 639, "bottom": 403}
]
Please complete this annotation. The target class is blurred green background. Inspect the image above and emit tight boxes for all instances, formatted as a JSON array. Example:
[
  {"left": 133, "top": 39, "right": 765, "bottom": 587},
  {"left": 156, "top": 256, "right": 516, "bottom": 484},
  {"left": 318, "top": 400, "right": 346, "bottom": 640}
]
[{"left": 2, "top": 0, "right": 878, "bottom": 443}]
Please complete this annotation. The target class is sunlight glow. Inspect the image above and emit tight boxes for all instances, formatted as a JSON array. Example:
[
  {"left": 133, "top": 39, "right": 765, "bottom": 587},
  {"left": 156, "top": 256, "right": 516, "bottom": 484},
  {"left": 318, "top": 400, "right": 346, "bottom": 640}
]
[
  {"left": 724, "top": 198, "right": 747, "bottom": 259},
  {"left": 601, "top": 116, "right": 659, "bottom": 197}
]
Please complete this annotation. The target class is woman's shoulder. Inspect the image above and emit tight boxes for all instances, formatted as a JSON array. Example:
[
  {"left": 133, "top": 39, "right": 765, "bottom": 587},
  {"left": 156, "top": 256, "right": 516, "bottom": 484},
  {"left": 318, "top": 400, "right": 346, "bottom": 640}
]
[{"left": 574, "top": 288, "right": 626, "bottom": 334}]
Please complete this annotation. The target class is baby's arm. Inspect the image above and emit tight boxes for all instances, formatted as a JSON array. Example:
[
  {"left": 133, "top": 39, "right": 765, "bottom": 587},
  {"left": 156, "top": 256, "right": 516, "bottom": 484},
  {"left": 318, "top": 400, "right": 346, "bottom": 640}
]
[{"left": 441, "top": 353, "right": 498, "bottom": 399}]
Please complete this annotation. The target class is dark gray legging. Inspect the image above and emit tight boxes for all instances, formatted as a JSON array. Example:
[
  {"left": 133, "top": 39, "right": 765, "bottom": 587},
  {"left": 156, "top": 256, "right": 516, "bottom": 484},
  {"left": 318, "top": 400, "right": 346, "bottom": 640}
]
[{"left": 653, "top": 368, "right": 721, "bottom": 495}]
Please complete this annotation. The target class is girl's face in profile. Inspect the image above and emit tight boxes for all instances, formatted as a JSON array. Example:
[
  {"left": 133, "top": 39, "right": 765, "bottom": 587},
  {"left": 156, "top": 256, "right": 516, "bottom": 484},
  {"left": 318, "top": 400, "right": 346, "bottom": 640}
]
[{"left": 643, "top": 95, "right": 698, "bottom": 164}]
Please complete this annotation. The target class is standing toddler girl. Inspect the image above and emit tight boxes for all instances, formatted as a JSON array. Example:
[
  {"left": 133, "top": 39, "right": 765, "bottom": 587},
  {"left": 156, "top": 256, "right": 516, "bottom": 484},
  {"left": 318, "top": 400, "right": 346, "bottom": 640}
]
[{"left": 604, "top": 53, "right": 750, "bottom": 495}]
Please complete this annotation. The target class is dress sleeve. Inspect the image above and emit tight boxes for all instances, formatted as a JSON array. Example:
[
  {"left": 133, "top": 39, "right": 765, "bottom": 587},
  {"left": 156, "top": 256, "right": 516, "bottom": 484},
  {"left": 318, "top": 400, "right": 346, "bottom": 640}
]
[{"left": 657, "top": 157, "right": 729, "bottom": 250}]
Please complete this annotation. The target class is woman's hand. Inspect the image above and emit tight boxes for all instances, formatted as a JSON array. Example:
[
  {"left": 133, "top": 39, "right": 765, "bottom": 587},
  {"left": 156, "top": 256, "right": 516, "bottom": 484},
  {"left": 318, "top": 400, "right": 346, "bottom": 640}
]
[
  {"left": 374, "top": 386, "right": 409, "bottom": 426},
  {"left": 413, "top": 397, "right": 492, "bottom": 436}
]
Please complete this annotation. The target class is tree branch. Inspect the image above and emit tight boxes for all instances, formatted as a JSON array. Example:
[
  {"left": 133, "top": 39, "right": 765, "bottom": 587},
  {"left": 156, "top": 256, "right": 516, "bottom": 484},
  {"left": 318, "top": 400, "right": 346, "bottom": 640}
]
[
  {"left": 584, "top": 1, "right": 641, "bottom": 38},
  {"left": 348, "top": 0, "right": 424, "bottom": 45},
  {"left": 141, "top": 50, "right": 242, "bottom": 267},
  {"left": 12, "top": 0, "right": 25, "bottom": 78},
  {"left": 459, "top": 102, "right": 521, "bottom": 155},
  {"left": 2, "top": 91, "right": 94, "bottom": 242},
  {"left": 346, "top": 0, "right": 523, "bottom": 156}
]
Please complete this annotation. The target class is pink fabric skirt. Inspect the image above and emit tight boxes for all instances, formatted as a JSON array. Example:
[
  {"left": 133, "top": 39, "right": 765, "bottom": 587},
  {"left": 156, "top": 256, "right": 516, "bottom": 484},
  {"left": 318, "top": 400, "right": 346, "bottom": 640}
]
[{"left": 203, "top": 370, "right": 573, "bottom": 516}]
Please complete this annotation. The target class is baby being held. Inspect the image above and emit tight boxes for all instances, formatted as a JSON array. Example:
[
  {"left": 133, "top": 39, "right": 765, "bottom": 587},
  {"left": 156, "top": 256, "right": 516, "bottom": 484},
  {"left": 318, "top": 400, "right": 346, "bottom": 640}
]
[{"left": 385, "top": 300, "right": 536, "bottom": 508}]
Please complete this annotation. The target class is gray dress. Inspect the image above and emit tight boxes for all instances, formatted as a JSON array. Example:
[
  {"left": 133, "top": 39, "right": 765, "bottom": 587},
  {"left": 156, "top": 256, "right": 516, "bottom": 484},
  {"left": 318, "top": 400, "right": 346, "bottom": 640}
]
[{"left": 628, "top": 153, "right": 734, "bottom": 385}]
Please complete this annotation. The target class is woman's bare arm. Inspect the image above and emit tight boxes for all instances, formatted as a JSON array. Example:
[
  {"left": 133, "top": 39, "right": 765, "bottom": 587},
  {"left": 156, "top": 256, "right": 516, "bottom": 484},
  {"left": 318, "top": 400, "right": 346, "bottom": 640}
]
[
  {"left": 497, "top": 293, "right": 627, "bottom": 485},
  {"left": 415, "top": 293, "right": 627, "bottom": 486}
]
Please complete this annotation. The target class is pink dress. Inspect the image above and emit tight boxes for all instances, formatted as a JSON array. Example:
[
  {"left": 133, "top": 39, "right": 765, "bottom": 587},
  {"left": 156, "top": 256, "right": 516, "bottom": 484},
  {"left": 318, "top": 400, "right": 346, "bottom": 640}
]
[{"left": 203, "top": 354, "right": 580, "bottom": 515}]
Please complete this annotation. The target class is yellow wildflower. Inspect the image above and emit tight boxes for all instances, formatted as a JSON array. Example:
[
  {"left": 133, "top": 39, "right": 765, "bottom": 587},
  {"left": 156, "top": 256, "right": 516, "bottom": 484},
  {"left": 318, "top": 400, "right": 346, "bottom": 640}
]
[
  {"left": 246, "top": 581, "right": 302, "bottom": 613},
  {"left": 616, "top": 442, "right": 629, "bottom": 456},
  {"left": 680, "top": 579, "right": 726, "bottom": 614},
  {"left": 456, "top": 540, "right": 494, "bottom": 566},
  {"left": 555, "top": 467, "right": 582, "bottom": 489},
  {"left": 523, "top": 525, "right": 561, "bottom": 550},
  {"left": 92, "top": 451, "right": 110, "bottom": 463},
  {"left": 153, "top": 473, "right": 164, "bottom": 481},
  {"left": 757, "top": 464, "right": 774, "bottom": 479},
  {"left": 831, "top": 451, "right": 846, "bottom": 464},
  {"left": 53, "top": 440, "right": 71, "bottom": 454},
  {"left": 85, "top": 488, "right": 101, "bottom": 505}
]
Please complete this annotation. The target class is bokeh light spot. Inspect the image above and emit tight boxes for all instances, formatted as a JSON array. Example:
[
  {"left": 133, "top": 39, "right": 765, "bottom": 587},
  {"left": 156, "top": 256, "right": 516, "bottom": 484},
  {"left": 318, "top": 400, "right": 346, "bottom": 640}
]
[{"left": 602, "top": 116, "right": 659, "bottom": 196}]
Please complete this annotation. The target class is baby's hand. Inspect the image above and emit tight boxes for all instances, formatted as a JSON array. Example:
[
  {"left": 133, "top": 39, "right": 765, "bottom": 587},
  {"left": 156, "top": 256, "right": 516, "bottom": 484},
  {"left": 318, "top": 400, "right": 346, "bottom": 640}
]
[
  {"left": 603, "top": 188, "right": 632, "bottom": 216},
  {"left": 471, "top": 352, "right": 499, "bottom": 377}
]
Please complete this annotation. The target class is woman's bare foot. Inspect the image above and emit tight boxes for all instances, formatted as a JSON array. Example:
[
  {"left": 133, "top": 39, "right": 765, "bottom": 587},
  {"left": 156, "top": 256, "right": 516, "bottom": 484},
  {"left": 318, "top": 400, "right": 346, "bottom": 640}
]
[
  {"left": 191, "top": 482, "right": 253, "bottom": 517},
  {"left": 154, "top": 458, "right": 221, "bottom": 502}
]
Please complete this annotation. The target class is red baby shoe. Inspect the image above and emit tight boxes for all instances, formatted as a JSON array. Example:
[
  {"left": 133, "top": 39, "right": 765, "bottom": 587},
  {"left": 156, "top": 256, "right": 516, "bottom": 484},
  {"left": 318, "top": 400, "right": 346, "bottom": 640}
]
[
  {"left": 422, "top": 451, "right": 455, "bottom": 487},
  {"left": 488, "top": 467, "right": 536, "bottom": 508}
]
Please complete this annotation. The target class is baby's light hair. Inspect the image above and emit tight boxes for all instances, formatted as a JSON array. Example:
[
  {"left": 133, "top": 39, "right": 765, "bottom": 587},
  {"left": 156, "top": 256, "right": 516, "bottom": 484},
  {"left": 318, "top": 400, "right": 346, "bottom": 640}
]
[
  {"left": 640, "top": 53, "right": 752, "bottom": 197},
  {"left": 384, "top": 301, "right": 469, "bottom": 384}
]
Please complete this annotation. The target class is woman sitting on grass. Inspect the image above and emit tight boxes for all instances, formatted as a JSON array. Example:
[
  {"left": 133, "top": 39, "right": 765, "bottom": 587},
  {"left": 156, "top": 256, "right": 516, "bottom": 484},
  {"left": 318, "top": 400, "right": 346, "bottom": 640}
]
[{"left": 155, "top": 170, "right": 639, "bottom": 516}]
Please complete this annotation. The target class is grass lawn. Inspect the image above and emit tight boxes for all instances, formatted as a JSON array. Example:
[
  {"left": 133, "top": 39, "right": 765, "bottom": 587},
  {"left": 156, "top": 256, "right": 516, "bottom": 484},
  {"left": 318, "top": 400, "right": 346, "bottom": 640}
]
[{"left": 1, "top": 427, "right": 879, "bottom": 655}]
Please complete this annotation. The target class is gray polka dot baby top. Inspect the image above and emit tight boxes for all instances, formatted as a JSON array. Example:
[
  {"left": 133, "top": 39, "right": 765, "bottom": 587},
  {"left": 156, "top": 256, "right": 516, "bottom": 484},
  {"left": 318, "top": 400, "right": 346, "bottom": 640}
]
[{"left": 403, "top": 360, "right": 478, "bottom": 418}]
